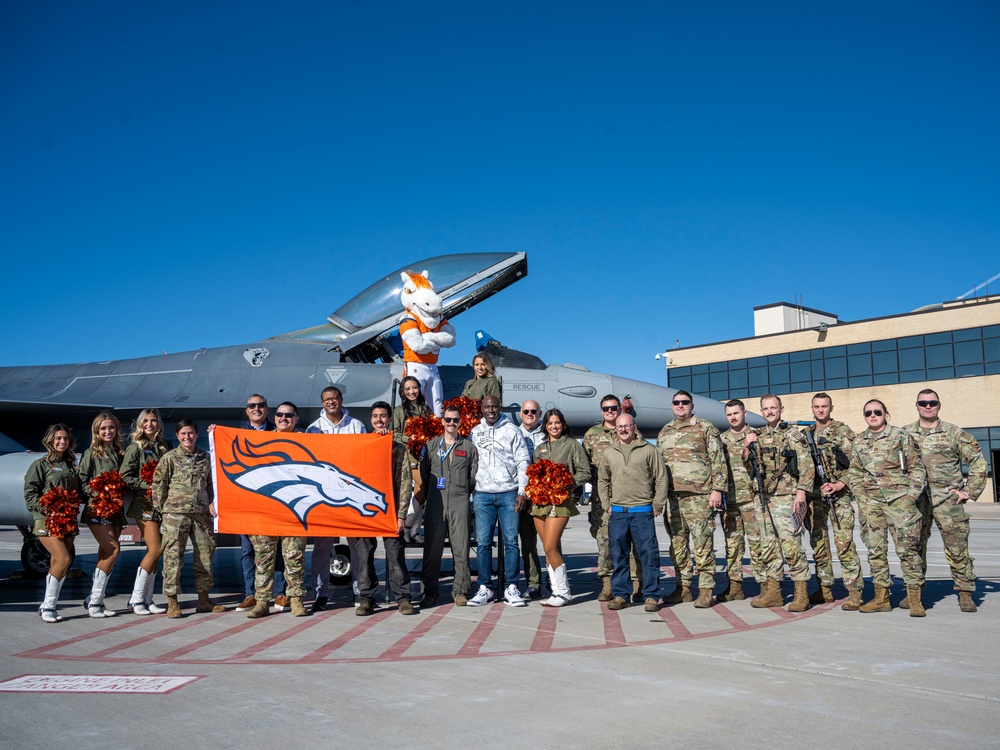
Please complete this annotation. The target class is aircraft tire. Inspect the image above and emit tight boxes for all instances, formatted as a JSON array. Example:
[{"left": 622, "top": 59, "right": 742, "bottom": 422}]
[
  {"left": 20, "top": 537, "right": 49, "bottom": 578},
  {"left": 329, "top": 542, "right": 352, "bottom": 587}
]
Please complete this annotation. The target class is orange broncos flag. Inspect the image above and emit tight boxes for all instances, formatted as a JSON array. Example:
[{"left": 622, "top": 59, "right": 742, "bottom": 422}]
[{"left": 211, "top": 427, "right": 397, "bottom": 537}]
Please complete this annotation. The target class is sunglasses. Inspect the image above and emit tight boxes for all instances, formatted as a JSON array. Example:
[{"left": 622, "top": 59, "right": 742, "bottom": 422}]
[
  {"left": 275, "top": 412, "right": 296, "bottom": 419},
  {"left": 521, "top": 409, "right": 538, "bottom": 415},
  {"left": 916, "top": 400, "right": 940, "bottom": 408},
  {"left": 864, "top": 409, "right": 884, "bottom": 417},
  {"left": 442, "top": 417, "right": 461, "bottom": 424},
  {"left": 247, "top": 402, "right": 267, "bottom": 409},
  {"left": 601, "top": 405, "right": 620, "bottom": 412},
  {"left": 672, "top": 399, "right": 692, "bottom": 406}
]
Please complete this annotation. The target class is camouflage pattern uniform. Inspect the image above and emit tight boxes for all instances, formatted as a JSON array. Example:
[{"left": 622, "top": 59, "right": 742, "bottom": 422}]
[
  {"left": 804, "top": 420, "right": 863, "bottom": 592},
  {"left": 251, "top": 535, "right": 306, "bottom": 600},
  {"left": 743, "top": 423, "right": 814, "bottom": 583},
  {"left": 152, "top": 446, "right": 216, "bottom": 596},
  {"left": 583, "top": 424, "right": 642, "bottom": 582},
  {"left": 721, "top": 426, "right": 772, "bottom": 583},
  {"left": 845, "top": 426, "right": 926, "bottom": 588},
  {"left": 657, "top": 416, "right": 728, "bottom": 591},
  {"left": 904, "top": 420, "right": 986, "bottom": 592}
]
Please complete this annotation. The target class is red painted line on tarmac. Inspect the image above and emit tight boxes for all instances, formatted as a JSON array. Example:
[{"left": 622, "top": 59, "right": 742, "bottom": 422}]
[
  {"left": 656, "top": 605, "right": 693, "bottom": 638},
  {"left": 155, "top": 613, "right": 252, "bottom": 661},
  {"left": 225, "top": 615, "right": 325, "bottom": 661},
  {"left": 458, "top": 603, "right": 505, "bottom": 656},
  {"left": 600, "top": 603, "right": 627, "bottom": 646},
  {"left": 712, "top": 605, "right": 752, "bottom": 631},
  {"left": 15, "top": 616, "right": 153, "bottom": 660},
  {"left": 530, "top": 606, "right": 559, "bottom": 652},
  {"left": 770, "top": 605, "right": 797, "bottom": 620},
  {"left": 86, "top": 614, "right": 226, "bottom": 659},
  {"left": 378, "top": 604, "right": 454, "bottom": 660},
  {"left": 306, "top": 609, "right": 395, "bottom": 660}
]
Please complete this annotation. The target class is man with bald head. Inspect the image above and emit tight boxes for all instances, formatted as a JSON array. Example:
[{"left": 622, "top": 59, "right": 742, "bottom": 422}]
[
  {"left": 598, "top": 414, "right": 667, "bottom": 611},
  {"left": 518, "top": 400, "right": 545, "bottom": 599}
]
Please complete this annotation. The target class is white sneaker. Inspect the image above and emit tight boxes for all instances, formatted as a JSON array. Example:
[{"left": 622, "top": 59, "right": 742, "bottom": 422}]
[
  {"left": 504, "top": 584, "right": 527, "bottom": 607},
  {"left": 131, "top": 602, "right": 152, "bottom": 616},
  {"left": 145, "top": 601, "right": 167, "bottom": 614},
  {"left": 88, "top": 605, "right": 117, "bottom": 618},
  {"left": 467, "top": 585, "right": 495, "bottom": 607}
]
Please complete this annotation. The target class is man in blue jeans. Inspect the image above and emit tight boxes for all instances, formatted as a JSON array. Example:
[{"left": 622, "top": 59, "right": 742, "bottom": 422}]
[
  {"left": 469, "top": 396, "right": 531, "bottom": 606},
  {"left": 597, "top": 413, "right": 668, "bottom": 612}
]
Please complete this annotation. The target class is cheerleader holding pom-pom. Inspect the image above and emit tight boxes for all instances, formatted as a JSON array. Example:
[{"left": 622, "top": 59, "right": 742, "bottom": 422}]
[
  {"left": 24, "top": 424, "right": 82, "bottom": 623},
  {"left": 78, "top": 412, "right": 128, "bottom": 617},
  {"left": 120, "top": 408, "right": 171, "bottom": 615}
]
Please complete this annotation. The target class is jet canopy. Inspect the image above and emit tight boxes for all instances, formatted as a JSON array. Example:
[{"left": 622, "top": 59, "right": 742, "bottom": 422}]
[{"left": 269, "top": 251, "right": 527, "bottom": 363}]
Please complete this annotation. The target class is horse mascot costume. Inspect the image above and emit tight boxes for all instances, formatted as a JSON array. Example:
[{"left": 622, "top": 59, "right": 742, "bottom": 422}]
[{"left": 399, "top": 270, "right": 456, "bottom": 416}]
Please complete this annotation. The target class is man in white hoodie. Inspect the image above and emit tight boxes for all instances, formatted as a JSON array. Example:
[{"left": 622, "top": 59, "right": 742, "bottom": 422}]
[
  {"left": 305, "top": 386, "right": 366, "bottom": 611},
  {"left": 469, "top": 395, "right": 531, "bottom": 606}
]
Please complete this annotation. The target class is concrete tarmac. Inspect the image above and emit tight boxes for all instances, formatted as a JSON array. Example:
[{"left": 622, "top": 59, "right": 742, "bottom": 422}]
[{"left": 1, "top": 505, "right": 998, "bottom": 749}]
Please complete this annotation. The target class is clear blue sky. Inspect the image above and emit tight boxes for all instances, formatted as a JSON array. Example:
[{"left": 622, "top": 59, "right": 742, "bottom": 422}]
[{"left": 2, "top": 2, "right": 998, "bottom": 386}]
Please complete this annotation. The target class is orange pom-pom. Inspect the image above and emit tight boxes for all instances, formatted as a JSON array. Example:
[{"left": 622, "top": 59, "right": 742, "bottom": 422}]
[
  {"left": 404, "top": 415, "right": 444, "bottom": 458},
  {"left": 140, "top": 460, "right": 158, "bottom": 499},
  {"left": 89, "top": 469, "right": 125, "bottom": 518},
  {"left": 442, "top": 396, "right": 482, "bottom": 437},
  {"left": 39, "top": 486, "right": 81, "bottom": 538},
  {"left": 525, "top": 459, "right": 574, "bottom": 507}
]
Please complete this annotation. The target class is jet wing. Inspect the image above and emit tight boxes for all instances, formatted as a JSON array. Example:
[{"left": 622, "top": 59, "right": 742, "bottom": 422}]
[{"left": 313, "top": 252, "right": 527, "bottom": 363}]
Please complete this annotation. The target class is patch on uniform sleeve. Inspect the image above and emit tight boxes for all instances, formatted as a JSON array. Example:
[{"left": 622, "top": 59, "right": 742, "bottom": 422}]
[{"left": 789, "top": 431, "right": 804, "bottom": 444}]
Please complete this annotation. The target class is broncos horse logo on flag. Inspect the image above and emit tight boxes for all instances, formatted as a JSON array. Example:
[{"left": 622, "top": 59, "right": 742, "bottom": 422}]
[{"left": 220, "top": 434, "right": 388, "bottom": 530}]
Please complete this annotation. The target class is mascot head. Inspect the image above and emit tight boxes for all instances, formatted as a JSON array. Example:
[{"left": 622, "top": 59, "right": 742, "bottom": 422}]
[{"left": 401, "top": 270, "right": 444, "bottom": 328}]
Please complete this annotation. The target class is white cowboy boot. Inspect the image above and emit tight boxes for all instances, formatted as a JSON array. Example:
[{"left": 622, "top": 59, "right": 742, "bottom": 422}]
[
  {"left": 129, "top": 567, "right": 151, "bottom": 616},
  {"left": 86, "top": 568, "right": 117, "bottom": 617},
  {"left": 39, "top": 574, "right": 63, "bottom": 623},
  {"left": 143, "top": 568, "right": 166, "bottom": 614}
]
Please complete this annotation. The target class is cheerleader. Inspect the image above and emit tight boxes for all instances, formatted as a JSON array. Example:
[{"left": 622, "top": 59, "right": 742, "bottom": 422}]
[
  {"left": 120, "top": 408, "right": 170, "bottom": 615},
  {"left": 461, "top": 353, "right": 501, "bottom": 402},
  {"left": 24, "top": 424, "right": 81, "bottom": 623},
  {"left": 77, "top": 412, "right": 127, "bottom": 617}
]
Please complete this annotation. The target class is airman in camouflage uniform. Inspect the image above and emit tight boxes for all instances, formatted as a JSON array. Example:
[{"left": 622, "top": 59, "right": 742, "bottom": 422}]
[
  {"left": 743, "top": 395, "right": 815, "bottom": 612},
  {"left": 904, "top": 389, "right": 987, "bottom": 613},
  {"left": 657, "top": 390, "right": 728, "bottom": 608},
  {"left": 846, "top": 399, "right": 927, "bottom": 616},
  {"left": 718, "top": 399, "right": 774, "bottom": 602},
  {"left": 802, "top": 393, "right": 863, "bottom": 609},
  {"left": 153, "top": 420, "right": 226, "bottom": 618},
  {"left": 246, "top": 402, "right": 308, "bottom": 619},
  {"left": 582, "top": 394, "right": 642, "bottom": 603}
]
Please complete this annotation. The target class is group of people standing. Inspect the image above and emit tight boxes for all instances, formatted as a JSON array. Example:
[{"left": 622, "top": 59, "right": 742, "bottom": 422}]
[{"left": 23, "top": 366, "right": 985, "bottom": 622}]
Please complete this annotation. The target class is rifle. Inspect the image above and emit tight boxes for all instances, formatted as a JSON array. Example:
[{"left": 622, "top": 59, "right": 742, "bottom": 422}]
[
  {"left": 794, "top": 421, "right": 839, "bottom": 530},
  {"left": 746, "top": 442, "right": 779, "bottom": 536}
]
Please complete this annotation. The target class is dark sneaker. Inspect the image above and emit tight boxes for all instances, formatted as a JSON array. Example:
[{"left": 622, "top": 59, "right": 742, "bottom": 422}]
[
  {"left": 525, "top": 587, "right": 542, "bottom": 600},
  {"left": 420, "top": 593, "right": 438, "bottom": 608},
  {"left": 311, "top": 596, "right": 328, "bottom": 613}
]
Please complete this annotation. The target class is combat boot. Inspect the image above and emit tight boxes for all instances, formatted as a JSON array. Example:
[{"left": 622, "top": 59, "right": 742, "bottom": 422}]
[
  {"left": 958, "top": 592, "right": 977, "bottom": 613},
  {"left": 195, "top": 592, "right": 226, "bottom": 613},
  {"left": 899, "top": 583, "right": 923, "bottom": 610},
  {"left": 841, "top": 590, "right": 863, "bottom": 611},
  {"left": 808, "top": 584, "right": 834, "bottom": 604},
  {"left": 859, "top": 585, "right": 891, "bottom": 613},
  {"left": 693, "top": 587, "right": 714, "bottom": 609},
  {"left": 290, "top": 597, "right": 308, "bottom": 617},
  {"left": 247, "top": 599, "right": 270, "bottom": 618},
  {"left": 787, "top": 581, "right": 811, "bottom": 613},
  {"left": 662, "top": 584, "right": 692, "bottom": 605},
  {"left": 751, "top": 579, "right": 784, "bottom": 609},
  {"left": 906, "top": 586, "right": 925, "bottom": 617},
  {"left": 597, "top": 577, "right": 612, "bottom": 603},
  {"left": 166, "top": 595, "right": 182, "bottom": 619},
  {"left": 716, "top": 579, "right": 744, "bottom": 603}
]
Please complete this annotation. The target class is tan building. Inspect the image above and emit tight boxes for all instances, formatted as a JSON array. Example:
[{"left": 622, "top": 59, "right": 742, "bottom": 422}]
[{"left": 666, "top": 296, "right": 999, "bottom": 502}]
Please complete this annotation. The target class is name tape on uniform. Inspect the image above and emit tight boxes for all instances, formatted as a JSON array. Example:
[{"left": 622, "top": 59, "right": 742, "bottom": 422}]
[{"left": 0, "top": 674, "right": 202, "bottom": 694}]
